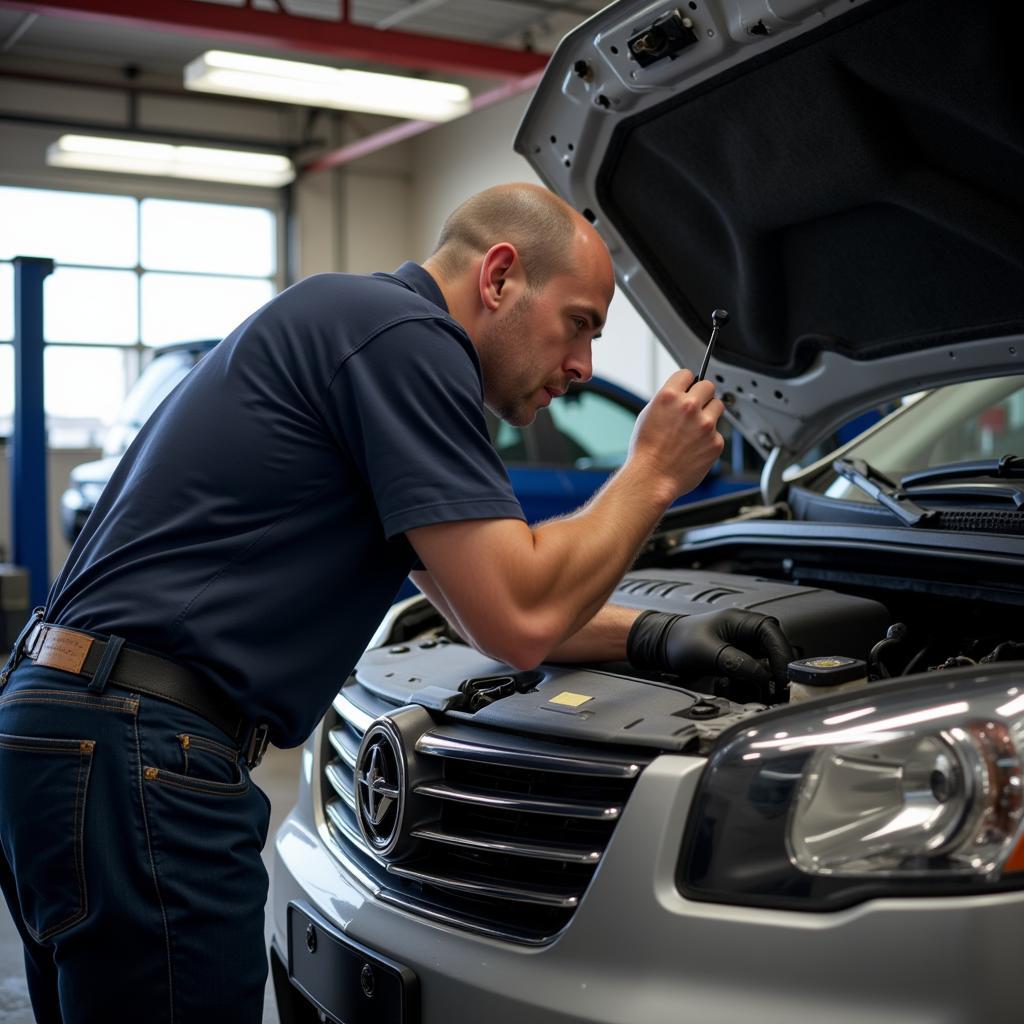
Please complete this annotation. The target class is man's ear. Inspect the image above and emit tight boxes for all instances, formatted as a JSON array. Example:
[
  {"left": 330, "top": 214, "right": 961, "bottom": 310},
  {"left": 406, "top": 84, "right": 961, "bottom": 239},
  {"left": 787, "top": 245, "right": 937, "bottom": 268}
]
[{"left": 479, "top": 243, "right": 520, "bottom": 312}]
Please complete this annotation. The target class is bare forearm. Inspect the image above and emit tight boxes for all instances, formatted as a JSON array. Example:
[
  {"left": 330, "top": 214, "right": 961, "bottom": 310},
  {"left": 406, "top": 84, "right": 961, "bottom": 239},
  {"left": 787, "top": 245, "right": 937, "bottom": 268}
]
[
  {"left": 524, "top": 459, "right": 672, "bottom": 643},
  {"left": 544, "top": 604, "right": 642, "bottom": 662},
  {"left": 413, "top": 569, "right": 639, "bottom": 664}
]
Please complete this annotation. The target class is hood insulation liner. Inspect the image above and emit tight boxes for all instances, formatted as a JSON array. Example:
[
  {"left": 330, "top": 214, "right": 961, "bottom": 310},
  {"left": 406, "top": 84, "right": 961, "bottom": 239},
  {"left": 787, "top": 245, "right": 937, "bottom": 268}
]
[{"left": 596, "top": 0, "right": 1024, "bottom": 377}]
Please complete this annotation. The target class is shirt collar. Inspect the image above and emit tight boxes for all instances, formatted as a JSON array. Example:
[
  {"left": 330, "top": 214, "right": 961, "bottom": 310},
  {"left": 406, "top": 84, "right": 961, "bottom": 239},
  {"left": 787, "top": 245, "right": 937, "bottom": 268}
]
[{"left": 387, "top": 261, "right": 449, "bottom": 313}]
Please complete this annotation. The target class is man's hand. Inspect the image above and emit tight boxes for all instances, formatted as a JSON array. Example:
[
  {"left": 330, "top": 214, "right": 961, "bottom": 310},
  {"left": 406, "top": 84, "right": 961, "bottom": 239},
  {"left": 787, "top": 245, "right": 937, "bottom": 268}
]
[
  {"left": 627, "top": 370, "right": 725, "bottom": 504},
  {"left": 627, "top": 608, "right": 794, "bottom": 696}
]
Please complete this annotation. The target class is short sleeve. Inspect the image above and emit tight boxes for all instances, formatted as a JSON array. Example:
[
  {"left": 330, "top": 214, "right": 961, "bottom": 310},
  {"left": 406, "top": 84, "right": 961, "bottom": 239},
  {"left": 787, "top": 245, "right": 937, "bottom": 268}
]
[{"left": 323, "top": 316, "right": 526, "bottom": 539}]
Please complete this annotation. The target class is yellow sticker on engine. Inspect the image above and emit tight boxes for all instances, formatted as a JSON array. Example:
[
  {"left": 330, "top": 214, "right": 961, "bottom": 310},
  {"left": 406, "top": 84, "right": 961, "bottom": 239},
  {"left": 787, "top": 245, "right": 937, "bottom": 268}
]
[{"left": 549, "top": 691, "right": 593, "bottom": 707}]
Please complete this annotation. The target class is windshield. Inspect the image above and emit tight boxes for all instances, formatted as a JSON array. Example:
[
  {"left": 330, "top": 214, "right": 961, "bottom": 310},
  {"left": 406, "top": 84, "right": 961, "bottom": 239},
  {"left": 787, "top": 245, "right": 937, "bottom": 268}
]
[{"left": 825, "top": 375, "right": 1024, "bottom": 502}]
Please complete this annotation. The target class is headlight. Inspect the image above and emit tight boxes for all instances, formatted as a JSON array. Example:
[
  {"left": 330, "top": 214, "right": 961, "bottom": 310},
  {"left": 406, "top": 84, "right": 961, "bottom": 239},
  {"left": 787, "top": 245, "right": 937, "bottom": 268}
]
[{"left": 679, "top": 665, "right": 1024, "bottom": 909}]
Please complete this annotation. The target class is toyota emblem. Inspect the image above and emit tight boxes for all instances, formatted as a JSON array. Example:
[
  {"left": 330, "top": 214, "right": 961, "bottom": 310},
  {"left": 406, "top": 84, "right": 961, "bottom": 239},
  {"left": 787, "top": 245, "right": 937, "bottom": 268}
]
[{"left": 354, "top": 718, "right": 406, "bottom": 856}]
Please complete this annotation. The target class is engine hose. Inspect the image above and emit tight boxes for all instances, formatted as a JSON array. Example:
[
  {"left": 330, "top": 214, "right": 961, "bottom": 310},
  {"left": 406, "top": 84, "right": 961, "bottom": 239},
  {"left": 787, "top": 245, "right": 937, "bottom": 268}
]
[{"left": 868, "top": 622, "right": 909, "bottom": 679}]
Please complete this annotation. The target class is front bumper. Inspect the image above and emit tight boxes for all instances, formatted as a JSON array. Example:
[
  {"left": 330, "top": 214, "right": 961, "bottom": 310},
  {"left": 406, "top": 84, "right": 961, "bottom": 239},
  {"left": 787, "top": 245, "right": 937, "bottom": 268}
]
[{"left": 270, "top": 736, "right": 1024, "bottom": 1024}]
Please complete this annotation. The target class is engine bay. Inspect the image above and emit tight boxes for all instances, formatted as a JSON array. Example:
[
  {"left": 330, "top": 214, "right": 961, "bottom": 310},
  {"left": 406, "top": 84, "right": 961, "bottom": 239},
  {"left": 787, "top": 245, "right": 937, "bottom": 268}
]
[{"left": 353, "top": 560, "right": 1024, "bottom": 756}]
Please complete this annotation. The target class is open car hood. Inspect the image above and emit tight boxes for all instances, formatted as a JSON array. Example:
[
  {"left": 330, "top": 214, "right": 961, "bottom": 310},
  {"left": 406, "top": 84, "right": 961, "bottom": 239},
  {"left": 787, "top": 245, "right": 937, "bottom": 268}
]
[{"left": 516, "top": 0, "right": 1024, "bottom": 460}]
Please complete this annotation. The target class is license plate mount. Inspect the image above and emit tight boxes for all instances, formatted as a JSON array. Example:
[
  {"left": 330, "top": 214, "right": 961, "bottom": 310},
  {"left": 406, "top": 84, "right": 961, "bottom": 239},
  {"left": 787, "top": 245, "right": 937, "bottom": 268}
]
[{"left": 287, "top": 900, "right": 419, "bottom": 1024}]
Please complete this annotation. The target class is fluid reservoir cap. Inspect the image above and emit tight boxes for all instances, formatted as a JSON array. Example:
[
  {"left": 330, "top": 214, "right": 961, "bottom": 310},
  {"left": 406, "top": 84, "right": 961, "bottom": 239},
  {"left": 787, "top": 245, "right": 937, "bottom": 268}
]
[{"left": 788, "top": 656, "right": 866, "bottom": 687}]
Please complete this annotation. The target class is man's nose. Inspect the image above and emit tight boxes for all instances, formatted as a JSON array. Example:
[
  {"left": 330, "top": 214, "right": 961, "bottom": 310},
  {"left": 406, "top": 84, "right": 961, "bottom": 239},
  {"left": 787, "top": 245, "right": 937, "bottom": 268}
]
[{"left": 565, "top": 343, "right": 593, "bottom": 384}]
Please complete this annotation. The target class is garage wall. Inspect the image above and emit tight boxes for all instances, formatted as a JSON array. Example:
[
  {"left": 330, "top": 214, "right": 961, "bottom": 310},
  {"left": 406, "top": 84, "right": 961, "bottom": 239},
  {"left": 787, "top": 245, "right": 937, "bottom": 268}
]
[
  {"left": 336, "top": 166, "right": 414, "bottom": 275},
  {"left": 294, "top": 111, "right": 414, "bottom": 277}
]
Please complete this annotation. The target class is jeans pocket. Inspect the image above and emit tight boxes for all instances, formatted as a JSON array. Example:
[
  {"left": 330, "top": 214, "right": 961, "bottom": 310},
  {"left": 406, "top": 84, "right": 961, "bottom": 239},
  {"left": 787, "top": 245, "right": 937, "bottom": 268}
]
[
  {"left": 143, "top": 760, "right": 249, "bottom": 797},
  {"left": 0, "top": 732, "right": 95, "bottom": 942},
  {"left": 175, "top": 732, "right": 243, "bottom": 786}
]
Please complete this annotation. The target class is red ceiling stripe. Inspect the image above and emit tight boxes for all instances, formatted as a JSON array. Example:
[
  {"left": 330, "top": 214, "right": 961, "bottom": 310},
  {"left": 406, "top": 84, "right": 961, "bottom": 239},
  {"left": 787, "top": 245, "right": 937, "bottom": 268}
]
[{"left": 0, "top": 0, "right": 549, "bottom": 78}]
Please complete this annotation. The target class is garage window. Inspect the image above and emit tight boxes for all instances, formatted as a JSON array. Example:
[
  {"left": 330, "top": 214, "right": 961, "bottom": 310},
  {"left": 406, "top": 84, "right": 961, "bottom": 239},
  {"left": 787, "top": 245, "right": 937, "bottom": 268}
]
[{"left": 0, "top": 186, "right": 278, "bottom": 446}]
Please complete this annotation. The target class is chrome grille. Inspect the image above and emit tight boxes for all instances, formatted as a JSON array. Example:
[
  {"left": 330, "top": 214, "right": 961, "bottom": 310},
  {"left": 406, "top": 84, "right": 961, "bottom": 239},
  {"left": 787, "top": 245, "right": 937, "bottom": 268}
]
[{"left": 320, "top": 681, "right": 647, "bottom": 944}]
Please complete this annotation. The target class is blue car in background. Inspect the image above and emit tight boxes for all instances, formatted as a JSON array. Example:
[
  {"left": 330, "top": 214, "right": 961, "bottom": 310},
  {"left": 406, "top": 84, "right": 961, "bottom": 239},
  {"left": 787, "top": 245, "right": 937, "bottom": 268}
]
[{"left": 61, "top": 340, "right": 762, "bottom": 549}]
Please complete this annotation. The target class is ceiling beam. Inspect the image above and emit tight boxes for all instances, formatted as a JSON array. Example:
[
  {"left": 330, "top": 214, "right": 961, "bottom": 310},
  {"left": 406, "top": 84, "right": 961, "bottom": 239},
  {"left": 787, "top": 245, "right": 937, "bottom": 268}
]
[
  {"left": 0, "top": 10, "right": 36, "bottom": 51},
  {"left": 375, "top": 0, "right": 451, "bottom": 32},
  {"left": 0, "top": 0, "right": 549, "bottom": 78}
]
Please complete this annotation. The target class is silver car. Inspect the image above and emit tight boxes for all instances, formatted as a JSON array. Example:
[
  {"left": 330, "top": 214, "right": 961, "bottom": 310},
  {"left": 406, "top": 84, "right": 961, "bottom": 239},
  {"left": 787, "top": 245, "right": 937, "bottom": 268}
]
[{"left": 270, "top": 1, "right": 1024, "bottom": 1021}]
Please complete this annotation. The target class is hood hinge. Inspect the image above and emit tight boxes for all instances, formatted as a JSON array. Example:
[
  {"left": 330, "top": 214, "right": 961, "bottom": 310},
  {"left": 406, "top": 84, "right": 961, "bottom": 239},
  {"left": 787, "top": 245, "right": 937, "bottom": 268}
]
[{"left": 760, "top": 445, "right": 795, "bottom": 505}]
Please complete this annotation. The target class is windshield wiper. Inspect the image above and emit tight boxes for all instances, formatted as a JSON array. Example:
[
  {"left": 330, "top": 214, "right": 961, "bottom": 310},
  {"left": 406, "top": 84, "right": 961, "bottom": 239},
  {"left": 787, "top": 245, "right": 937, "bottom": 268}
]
[
  {"left": 901, "top": 482, "right": 1024, "bottom": 510},
  {"left": 832, "top": 457, "right": 938, "bottom": 527},
  {"left": 901, "top": 455, "right": 1024, "bottom": 489}
]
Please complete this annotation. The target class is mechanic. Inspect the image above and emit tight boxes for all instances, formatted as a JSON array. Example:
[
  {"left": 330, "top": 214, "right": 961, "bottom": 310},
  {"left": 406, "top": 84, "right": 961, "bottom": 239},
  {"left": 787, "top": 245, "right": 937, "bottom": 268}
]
[{"left": 0, "top": 182, "right": 792, "bottom": 1023}]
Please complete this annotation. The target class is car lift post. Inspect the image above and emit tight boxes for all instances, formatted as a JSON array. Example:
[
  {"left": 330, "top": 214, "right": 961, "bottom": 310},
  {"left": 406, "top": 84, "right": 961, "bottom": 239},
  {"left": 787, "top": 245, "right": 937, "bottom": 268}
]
[{"left": 12, "top": 256, "right": 53, "bottom": 610}]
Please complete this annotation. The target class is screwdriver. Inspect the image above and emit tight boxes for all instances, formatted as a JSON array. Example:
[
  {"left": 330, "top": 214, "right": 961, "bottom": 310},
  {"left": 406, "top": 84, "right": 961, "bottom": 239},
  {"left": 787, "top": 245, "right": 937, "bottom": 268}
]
[{"left": 696, "top": 308, "right": 730, "bottom": 383}]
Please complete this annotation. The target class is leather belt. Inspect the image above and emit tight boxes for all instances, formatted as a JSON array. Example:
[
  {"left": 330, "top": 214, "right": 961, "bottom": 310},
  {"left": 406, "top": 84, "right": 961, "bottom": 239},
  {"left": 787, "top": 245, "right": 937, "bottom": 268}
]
[{"left": 16, "top": 621, "right": 270, "bottom": 768}]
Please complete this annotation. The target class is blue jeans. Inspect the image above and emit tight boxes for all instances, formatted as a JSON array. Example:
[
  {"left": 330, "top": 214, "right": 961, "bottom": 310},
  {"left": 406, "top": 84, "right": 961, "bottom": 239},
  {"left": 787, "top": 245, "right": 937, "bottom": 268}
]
[{"left": 0, "top": 662, "right": 272, "bottom": 1023}]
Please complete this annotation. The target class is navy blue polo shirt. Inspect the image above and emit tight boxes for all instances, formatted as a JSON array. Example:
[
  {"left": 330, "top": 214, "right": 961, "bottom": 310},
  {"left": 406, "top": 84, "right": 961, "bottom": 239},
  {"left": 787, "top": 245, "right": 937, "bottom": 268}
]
[{"left": 47, "top": 263, "right": 525, "bottom": 746}]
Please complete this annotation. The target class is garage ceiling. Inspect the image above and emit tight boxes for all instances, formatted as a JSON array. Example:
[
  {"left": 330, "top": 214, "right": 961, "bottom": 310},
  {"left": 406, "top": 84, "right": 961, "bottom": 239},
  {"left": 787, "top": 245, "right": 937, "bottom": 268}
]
[
  {"left": 0, "top": 0, "right": 606, "bottom": 171},
  {"left": 0, "top": 0, "right": 605, "bottom": 77}
]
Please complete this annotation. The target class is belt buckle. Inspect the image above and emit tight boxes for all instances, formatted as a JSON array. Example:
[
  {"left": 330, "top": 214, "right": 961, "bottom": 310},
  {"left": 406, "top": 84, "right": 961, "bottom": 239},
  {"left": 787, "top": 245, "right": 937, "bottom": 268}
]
[
  {"left": 1, "top": 607, "right": 45, "bottom": 689},
  {"left": 24, "top": 622, "right": 47, "bottom": 659},
  {"left": 244, "top": 724, "right": 271, "bottom": 769}
]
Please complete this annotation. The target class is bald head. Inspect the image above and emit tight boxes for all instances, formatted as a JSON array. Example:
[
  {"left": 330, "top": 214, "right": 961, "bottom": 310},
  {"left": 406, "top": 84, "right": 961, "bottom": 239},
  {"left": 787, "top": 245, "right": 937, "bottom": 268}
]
[
  {"left": 430, "top": 183, "right": 582, "bottom": 290},
  {"left": 424, "top": 184, "right": 614, "bottom": 425}
]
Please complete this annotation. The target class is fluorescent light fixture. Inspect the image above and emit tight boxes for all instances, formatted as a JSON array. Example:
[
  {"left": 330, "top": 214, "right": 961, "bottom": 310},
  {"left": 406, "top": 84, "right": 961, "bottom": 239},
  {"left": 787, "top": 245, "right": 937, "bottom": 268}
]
[
  {"left": 46, "top": 135, "right": 295, "bottom": 187},
  {"left": 184, "top": 50, "right": 472, "bottom": 122}
]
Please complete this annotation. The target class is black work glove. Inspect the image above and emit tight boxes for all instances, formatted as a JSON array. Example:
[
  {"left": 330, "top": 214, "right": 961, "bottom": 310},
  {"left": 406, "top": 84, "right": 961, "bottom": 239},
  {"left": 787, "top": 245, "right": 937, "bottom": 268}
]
[{"left": 627, "top": 608, "right": 794, "bottom": 698}]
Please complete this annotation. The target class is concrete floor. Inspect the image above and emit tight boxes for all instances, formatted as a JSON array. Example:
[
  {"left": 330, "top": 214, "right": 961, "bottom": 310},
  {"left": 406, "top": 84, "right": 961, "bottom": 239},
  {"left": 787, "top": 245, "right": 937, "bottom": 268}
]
[{"left": 0, "top": 744, "right": 303, "bottom": 1023}]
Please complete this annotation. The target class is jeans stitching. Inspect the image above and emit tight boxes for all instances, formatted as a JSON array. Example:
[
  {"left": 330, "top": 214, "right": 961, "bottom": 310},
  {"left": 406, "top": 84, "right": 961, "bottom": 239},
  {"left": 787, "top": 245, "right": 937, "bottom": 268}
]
[
  {"left": 143, "top": 767, "right": 250, "bottom": 797},
  {"left": 0, "top": 692, "right": 138, "bottom": 713},
  {"left": 0, "top": 742, "right": 78, "bottom": 754},
  {"left": 135, "top": 715, "right": 176, "bottom": 1023},
  {"left": 0, "top": 736, "right": 85, "bottom": 753},
  {"left": 73, "top": 746, "right": 90, "bottom": 939},
  {"left": 22, "top": 744, "right": 94, "bottom": 943}
]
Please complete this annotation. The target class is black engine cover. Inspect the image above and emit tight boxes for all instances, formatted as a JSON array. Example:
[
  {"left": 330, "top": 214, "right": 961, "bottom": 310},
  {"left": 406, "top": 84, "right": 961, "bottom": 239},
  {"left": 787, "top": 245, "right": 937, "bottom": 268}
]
[{"left": 610, "top": 569, "right": 890, "bottom": 664}]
